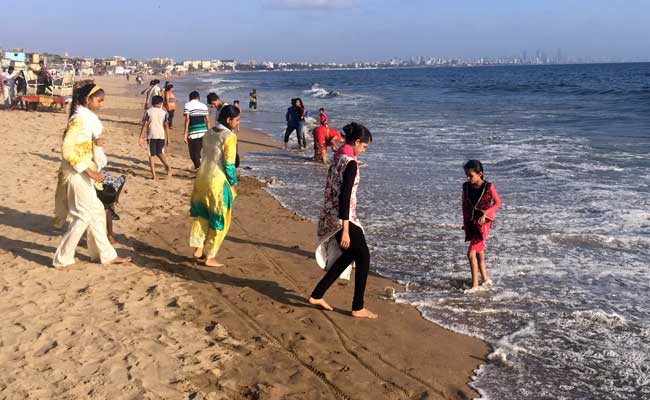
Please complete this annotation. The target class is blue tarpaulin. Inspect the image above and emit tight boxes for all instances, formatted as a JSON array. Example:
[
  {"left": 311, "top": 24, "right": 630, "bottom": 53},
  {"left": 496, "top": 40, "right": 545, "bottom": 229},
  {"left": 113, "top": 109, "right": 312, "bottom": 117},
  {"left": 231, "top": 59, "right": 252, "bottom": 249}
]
[{"left": 4, "top": 52, "right": 26, "bottom": 62}]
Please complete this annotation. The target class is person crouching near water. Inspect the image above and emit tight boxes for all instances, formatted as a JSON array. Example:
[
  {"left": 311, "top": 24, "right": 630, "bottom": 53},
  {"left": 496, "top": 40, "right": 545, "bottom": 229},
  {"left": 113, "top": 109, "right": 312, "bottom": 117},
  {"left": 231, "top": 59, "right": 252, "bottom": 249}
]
[
  {"left": 462, "top": 160, "right": 502, "bottom": 293},
  {"left": 309, "top": 123, "right": 377, "bottom": 319},
  {"left": 189, "top": 105, "right": 240, "bottom": 267},
  {"left": 312, "top": 125, "right": 344, "bottom": 164},
  {"left": 53, "top": 84, "right": 131, "bottom": 267}
]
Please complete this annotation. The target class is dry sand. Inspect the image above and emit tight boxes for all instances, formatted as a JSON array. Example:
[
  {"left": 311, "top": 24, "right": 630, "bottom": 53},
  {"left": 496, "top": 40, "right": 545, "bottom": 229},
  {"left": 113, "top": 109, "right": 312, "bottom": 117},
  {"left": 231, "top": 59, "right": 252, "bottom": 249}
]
[{"left": 0, "top": 76, "right": 489, "bottom": 400}]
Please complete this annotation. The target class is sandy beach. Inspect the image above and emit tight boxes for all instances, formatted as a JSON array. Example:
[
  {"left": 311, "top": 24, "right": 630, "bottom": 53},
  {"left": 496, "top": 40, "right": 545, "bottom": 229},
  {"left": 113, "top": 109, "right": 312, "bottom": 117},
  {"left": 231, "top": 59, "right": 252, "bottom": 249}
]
[{"left": 0, "top": 76, "right": 488, "bottom": 399}]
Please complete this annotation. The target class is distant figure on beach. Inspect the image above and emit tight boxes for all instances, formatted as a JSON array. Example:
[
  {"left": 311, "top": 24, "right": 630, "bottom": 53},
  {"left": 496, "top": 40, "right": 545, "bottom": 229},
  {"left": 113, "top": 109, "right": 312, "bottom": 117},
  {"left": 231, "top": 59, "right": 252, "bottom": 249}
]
[
  {"left": 2, "top": 66, "right": 19, "bottom": 107},
  {"left": 183, "top": 91, "right": 209, "bottom": 169},
  {"left": 249, "top": 89, "right": 257, "bottom": 110},
  {"left": 37, "top": 60, "right": 52, "bottom": 94},
  {"left": 462, "top": 160, "right": 502, "bottom": 293},
  {"left": 139, "top": 95, "right": 172, "bottom": 180},
  {"left": 319, "top": 107, "right": 328, "bottom": 127},
  {"left": 312, "top": 126, "right": 343, "bottom": 164},
  {"left": 207, "top": 92, "right": 225, "bottom": 128},
  {"left": 136, "top": 74, "right": 144, "bottom": 85},
  {"left": 309, "top": 123, "right": 377, "bottom": 319},
  {"left": 233, "top": 100, "right": 241, "bottom": 133},
  {"left": 126, "top": 73, "right": 130, "bottom": 81},
  {"left": 284, "top": 98, "right": 307, "bottom": 149},
  {"left": 0, "top": 69, "right": 4, "bottom": 106},
  {"left": 14, "top": 71, "right": 27, "bottom": 110},
  {"left": 163, "top": 83, "right": 176, "bottom": 129},
  {"left": 189, "top": 105, "right": 240, "bottom": 267},
  {"left": 141, "top": 79, "right": 161, "bottom": 110},
  {"left": 53, "top": 83, "right": 131, "bottom": 267}
]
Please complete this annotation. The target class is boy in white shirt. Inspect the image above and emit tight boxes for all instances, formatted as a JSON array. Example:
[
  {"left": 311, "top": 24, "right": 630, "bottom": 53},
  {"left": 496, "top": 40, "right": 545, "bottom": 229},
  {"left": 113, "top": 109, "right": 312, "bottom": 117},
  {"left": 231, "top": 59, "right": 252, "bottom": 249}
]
[{"left": 139, "top": 95, "right": 172, "bottom": 180}]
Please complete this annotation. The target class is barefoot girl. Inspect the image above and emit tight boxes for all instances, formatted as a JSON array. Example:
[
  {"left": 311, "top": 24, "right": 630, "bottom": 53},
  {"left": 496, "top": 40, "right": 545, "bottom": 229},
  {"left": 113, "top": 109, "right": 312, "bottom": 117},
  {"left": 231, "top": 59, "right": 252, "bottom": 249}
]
[
  {"left": 309, "top": 122, "right": 377, "bottom": 319},
  {"left": 462, "top": 160, "right": 502, "bottom": 291},
  {"left": 53, "top": 84, "right": 131, "bottom": 267},
  {"left": 189, "top": 105, "right": 240, "bottom": 267}
]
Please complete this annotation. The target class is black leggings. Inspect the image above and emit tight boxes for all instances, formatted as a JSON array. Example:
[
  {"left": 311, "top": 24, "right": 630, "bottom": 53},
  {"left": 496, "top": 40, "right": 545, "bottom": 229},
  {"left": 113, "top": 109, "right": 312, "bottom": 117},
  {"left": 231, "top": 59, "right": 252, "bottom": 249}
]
[
  {"left": 188, "top": 137, "right": 203, "bottom": 169},
  {"left": 311, "top": 223, "right": 370, "bottom": 311},
  {"left": 167, "top": 110, "right": 175, "bottom": 128}
]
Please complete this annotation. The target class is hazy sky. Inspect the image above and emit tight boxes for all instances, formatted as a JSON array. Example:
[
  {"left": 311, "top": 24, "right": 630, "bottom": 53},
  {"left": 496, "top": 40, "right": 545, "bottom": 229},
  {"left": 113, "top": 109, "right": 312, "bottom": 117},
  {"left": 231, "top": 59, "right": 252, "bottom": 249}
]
[{"left": 1, "top": 0, "right": 649, "bottom": 62}]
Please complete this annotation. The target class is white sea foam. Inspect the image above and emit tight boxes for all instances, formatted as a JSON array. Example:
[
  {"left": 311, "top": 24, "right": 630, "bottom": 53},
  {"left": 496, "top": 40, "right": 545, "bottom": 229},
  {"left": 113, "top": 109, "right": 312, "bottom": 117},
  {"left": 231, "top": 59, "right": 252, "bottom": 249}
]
[
  {"left": 304, "top": 83, "right": 340, "bottom": 98},
  {"left": 219, "top": 66, "right": 650, "bottom": 400}
]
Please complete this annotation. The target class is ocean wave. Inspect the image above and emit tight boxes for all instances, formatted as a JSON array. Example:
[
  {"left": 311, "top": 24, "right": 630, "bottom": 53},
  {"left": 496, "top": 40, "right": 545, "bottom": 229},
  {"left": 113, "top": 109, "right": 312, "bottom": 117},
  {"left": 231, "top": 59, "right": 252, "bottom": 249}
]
[
  {"left": 304, "top": 83, "right": 340, "bottom": 98},
  {"left": 571, "top": 310, "right": 628, "bottom": 329}
]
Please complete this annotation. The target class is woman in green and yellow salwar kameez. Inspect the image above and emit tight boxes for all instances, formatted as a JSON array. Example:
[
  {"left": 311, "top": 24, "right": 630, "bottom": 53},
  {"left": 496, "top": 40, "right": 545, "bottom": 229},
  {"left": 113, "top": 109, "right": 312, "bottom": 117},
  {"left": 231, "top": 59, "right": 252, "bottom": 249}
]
[{"left": 190, "top": 105, "right": 240, "bottom": 267}]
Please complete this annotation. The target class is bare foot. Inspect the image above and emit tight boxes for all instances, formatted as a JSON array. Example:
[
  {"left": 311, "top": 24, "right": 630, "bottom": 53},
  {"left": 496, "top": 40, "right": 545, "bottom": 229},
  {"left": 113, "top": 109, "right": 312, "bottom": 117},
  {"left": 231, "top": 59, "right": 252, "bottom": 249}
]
[
  {"left": 204, "top": 258, "right": 225, "bottom": 267},
  {"left": 463, "top": 286, "right": 482, "bottom": 294},
  {"left": 103, "top": 256, "right": 132, "bottom": 266},
  {"left": 351, "top": 308, "right": 378, "bottom": 319},
  {"left": 166, "top": 167, "right": 173, "bottom": 176},
  {"left": 308, "top": 297, "right": 333, "bottom": 311},
  {"left": 193, "top": 247, "right": 204, "bottom": 259}
]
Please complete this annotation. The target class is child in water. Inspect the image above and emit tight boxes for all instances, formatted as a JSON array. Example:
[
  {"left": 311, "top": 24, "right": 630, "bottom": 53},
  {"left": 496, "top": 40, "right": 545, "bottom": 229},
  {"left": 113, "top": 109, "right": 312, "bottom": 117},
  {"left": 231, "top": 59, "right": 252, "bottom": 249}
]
[
  {"left": 462, "top": 160, "right": 502, "bottom": 293},
  {"left": 319, "top": 108, "right": 328, "bottom": 127}
]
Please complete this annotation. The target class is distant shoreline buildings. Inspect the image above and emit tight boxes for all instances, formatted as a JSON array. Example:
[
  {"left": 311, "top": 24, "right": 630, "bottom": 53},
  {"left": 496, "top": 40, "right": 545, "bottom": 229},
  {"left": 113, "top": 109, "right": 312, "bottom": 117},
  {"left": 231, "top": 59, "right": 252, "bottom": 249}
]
[{"left": 1, "top": 46, "right": 648, "bottom": 76}]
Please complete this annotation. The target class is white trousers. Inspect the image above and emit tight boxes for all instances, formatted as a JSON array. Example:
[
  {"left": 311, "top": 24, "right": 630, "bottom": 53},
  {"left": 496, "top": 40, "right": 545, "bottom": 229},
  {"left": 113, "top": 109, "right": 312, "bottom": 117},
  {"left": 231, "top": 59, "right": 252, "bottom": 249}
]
[{"left": 53, "top": 172, "right": 117, "bottom": 267}]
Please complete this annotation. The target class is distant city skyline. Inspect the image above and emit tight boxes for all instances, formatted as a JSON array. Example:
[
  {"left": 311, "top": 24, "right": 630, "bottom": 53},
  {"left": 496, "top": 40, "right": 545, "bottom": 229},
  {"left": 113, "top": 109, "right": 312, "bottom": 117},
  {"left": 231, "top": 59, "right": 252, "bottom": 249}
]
[{"left": 1, "top": 0, "right": 649, "bottom": 63}]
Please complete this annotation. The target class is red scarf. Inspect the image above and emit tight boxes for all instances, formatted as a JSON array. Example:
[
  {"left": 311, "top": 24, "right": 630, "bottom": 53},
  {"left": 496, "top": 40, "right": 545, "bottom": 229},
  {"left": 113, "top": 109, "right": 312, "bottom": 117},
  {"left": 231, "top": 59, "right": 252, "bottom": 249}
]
[{"left": 337, "top": 143, "right": 355, "bottom": 158}]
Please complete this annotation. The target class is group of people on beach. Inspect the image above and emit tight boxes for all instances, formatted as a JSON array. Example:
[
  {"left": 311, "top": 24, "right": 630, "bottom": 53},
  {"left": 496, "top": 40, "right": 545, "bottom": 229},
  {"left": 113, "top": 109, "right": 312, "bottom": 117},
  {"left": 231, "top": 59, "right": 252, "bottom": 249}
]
[{"left": 51, "top": 79, "right": 501, "bottom": 321}]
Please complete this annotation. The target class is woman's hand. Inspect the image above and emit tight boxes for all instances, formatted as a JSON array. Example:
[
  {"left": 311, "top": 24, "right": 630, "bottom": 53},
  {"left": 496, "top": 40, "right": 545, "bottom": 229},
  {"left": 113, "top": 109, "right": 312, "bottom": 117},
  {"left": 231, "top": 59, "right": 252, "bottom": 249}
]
[
  {"left": 340, "top": 230, "right": 350, "bottom": 250},
  {"left": 478, "top": 215, "right": 488, "bottom": 225},
  {"left": 86, "top": 169, "right": 105, "bottom": 182},
  {"left": 94, "top": 137, "right": 105, "bottom": 146}
]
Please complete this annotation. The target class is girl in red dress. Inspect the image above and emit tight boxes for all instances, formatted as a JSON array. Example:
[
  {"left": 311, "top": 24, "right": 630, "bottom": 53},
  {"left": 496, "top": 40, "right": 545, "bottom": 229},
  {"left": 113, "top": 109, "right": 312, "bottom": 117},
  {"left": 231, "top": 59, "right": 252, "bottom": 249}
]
[{"left": 462, "top": 160, "right": 502, "bottom": 292}]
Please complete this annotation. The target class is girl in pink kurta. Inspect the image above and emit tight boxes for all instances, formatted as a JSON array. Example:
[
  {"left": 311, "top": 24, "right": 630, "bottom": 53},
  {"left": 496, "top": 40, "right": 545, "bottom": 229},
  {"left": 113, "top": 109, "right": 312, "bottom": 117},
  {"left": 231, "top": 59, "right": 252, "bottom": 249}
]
[{"left": 462, "top": 160, "right": 502, "bottom": 292}]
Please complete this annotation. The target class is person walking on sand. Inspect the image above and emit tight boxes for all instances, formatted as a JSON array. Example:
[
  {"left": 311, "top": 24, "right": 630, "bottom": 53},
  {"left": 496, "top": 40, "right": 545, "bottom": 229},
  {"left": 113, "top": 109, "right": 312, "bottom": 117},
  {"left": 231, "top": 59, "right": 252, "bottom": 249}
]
[
  {"left": 462, "top": 160, "right": 502, "bottom": 293},
  {"left": 206, "top": 92, "right": 225, "bottom": 128},
  {"left": 309, "top": 123, "right": 377, "bottom": 319},
  {"left": 139, "top": 95, "right": 172, "bottom": 180},
  {"left": 141, "top": 79, "right": 161, "bottom": 110},
  {"left": 189, "top": 105, "right": 240, "bottom": 268},
  {"left": 183, "top": 91, "right": 209, "bottom": 169},
  {"left": 2, "top": 66, "right": 18, "bottom": 107},
  {"left": 284, "top": 98, "right": 307, "bottom": 149},
  {"left": 53, "top": 83, "right": 131, "bottom": 267}
]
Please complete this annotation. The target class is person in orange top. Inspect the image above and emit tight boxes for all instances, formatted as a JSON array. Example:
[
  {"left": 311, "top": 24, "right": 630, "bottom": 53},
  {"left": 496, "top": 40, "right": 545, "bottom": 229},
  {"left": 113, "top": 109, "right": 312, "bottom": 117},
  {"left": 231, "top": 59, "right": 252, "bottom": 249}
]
[{"left": 163, "top": 83, "right": 176, "bottom": 129}]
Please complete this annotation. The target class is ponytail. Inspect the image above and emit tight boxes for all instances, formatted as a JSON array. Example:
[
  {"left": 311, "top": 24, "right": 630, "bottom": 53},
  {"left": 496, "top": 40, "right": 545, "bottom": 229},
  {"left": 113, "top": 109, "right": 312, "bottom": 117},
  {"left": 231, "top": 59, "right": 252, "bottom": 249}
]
[{"left": 342, "top": 122, "right": 372, "bottom": 144}]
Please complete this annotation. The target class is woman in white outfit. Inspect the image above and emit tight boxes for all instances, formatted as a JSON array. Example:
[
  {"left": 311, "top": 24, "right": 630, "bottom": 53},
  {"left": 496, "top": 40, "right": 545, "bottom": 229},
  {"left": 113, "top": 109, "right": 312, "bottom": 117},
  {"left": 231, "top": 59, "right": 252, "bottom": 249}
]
[{"left": 53, "top": 83, "right": 131, "bottom": 267}]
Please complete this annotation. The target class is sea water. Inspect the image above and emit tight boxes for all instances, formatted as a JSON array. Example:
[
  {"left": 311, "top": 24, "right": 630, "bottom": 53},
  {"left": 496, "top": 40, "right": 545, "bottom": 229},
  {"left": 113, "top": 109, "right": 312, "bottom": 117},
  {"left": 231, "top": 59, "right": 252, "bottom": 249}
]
[{"left": 175, "top": 64, "right": 650, "bottom": 399}]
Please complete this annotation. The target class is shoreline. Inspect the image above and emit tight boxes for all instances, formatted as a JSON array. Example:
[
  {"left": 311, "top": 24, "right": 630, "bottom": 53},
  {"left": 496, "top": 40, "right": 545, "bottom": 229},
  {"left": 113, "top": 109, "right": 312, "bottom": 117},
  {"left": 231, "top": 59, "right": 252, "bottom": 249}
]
[{"left": 0, "top": 75, "right": 489, "bottom": 399}]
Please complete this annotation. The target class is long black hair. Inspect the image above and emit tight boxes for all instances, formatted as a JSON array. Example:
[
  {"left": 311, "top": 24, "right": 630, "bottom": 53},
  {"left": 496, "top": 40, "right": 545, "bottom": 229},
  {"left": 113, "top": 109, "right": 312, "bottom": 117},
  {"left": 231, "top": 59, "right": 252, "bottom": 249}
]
[
  {"left": 342, "top": 122, "right": 372, "bottom": 144},
  {"left": 68, "top": 83, "right": 104, "bottom": 120},
  {"left": 217, "top": 105, "right": 241, "bottom": 130}
]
